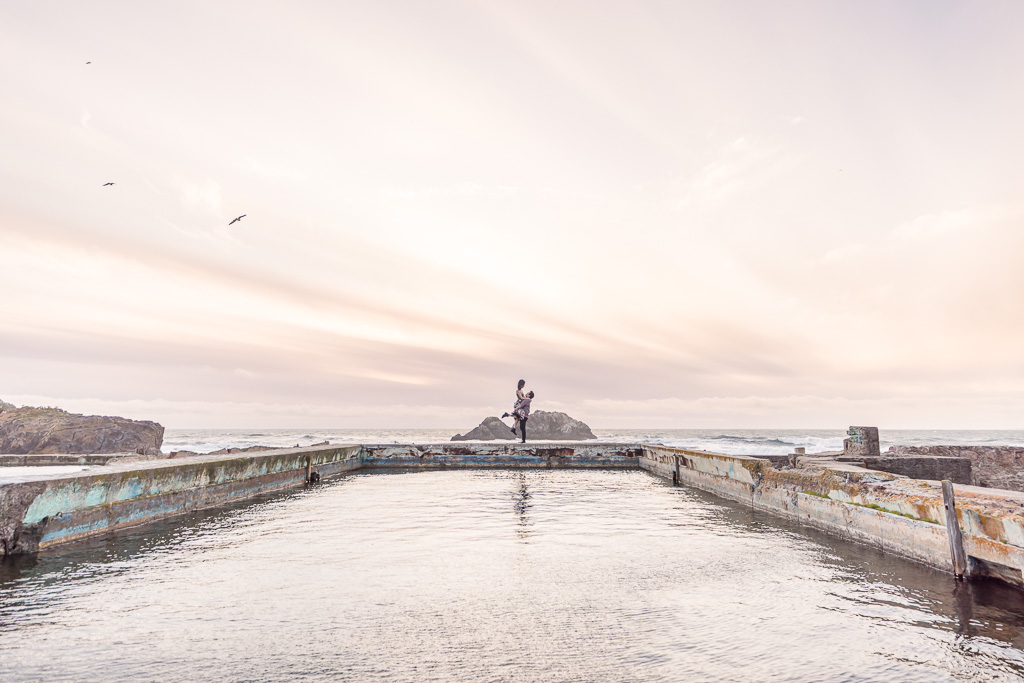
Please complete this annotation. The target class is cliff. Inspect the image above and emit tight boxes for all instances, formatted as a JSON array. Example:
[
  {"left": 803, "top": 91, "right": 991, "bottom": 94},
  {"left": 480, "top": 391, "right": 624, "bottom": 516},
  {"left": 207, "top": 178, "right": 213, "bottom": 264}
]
[{"left": 0, "top": 402, "right": 164, "bottom": 455}]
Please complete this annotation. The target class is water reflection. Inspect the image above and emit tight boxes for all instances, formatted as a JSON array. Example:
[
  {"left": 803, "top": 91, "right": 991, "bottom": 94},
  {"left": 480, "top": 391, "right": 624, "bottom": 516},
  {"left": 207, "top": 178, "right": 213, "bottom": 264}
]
[{"left": 512, "top": 473, "right": 532, "bottom": 541}]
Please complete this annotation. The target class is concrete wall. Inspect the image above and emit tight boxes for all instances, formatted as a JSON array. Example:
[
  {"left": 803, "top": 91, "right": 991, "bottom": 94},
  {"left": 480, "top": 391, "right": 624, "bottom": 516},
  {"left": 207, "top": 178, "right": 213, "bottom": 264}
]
[
  {"left": 360, "top": 442, "right": 642, "bottom": 469},
  {"left": 860, "top": 455, "right": 971, "bottom": 485},
  {"left": 0, "top": 445, "right": 361, "bottom": 555},
  {"left": 0, "top": 443, "right": 638, "bottom": 556},
  {"left": 640, "top": 445, "right": 1024, "bottom": 586},
  {"left": 0, "top": 453, "right": 126, "bottom": 467},
  {"left": 887, "top": 445, "right": 1024, "bottom": 492},
  {"left": 3, "top": 441, "right": 1024, "bottom": 590}
]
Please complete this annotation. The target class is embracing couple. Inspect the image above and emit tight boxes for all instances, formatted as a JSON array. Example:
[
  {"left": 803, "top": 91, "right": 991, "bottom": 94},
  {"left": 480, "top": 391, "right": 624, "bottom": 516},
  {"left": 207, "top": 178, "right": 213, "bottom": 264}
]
[{"left": 501, "top": 379, "right": 534, "bottom": 443}]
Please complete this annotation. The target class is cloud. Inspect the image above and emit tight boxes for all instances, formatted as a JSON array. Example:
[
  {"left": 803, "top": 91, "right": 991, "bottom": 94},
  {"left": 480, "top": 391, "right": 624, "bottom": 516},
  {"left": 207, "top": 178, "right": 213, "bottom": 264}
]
[
  {"left": 239, "top": 157, "right": 307, "bottom": 182},
  {"left": 671, "top": 136, "right": 783, "bottom": 210},
  {"left": 549, "top": 394, "right": 1024, "bottom": 430},
  {"left": 821, "top": 243, "right": 866, "bottom": 263},
  {"left": 176, "top": 176, "right": 223, "bottom": 213}
]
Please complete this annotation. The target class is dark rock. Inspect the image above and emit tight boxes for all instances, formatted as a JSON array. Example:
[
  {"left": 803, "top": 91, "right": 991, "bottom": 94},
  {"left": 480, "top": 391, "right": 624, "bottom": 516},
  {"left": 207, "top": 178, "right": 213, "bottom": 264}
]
[
  {"left": 0, "top": 405, "right": 163, "bottom": 455},
  {"left": 0, "top": 479, "right": 48, "bottom": 556},
  {"left": 452, "top": 411, "right": 596, "bottom": 441}
]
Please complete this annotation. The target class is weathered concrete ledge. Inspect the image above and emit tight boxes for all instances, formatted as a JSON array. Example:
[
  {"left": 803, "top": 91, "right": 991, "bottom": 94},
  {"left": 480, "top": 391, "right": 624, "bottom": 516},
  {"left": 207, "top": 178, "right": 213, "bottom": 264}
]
[
  {"left": 0, "top": 444, "right": 361, "bottom": 555},
  {"left": 0, "top": 443, "right": 638, "bottom": 556},
  {"left": 0, "top": 453, "right": 136, "bottom": 467},
  {"left": 3, "top": 442, "right": 1024, "bottom": 590},
  {"left": 640, "top": 445, "right": 1024, "bottom": 586},
  {"left": 360, "top": 442, "right": 642, "bottom": 469}
]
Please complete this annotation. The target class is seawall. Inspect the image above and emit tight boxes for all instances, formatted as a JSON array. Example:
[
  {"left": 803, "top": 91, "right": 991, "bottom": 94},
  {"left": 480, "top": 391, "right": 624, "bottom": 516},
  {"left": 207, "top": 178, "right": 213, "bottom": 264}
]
[
  {"left": 360, "top": 442, "right": 642, "bottom": 469},
  {"left": 0, "top": 443, "right": 637, "bottom": 556},
  {"left": 639, "top": 445, "right": 1024, "bottom": 586},
  {"left": 887, "top": 445, "right": 1024, "bottom": 492},
  {"left": 0, "top": 445, "right": 361, "bottom": 555}
]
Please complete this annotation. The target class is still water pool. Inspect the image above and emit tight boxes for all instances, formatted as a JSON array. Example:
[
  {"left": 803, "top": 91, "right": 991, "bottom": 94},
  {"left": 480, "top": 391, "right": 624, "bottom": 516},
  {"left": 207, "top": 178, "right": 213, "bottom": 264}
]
[{"left": 1, "top": 470, "right": 1023, "bottom": 682}]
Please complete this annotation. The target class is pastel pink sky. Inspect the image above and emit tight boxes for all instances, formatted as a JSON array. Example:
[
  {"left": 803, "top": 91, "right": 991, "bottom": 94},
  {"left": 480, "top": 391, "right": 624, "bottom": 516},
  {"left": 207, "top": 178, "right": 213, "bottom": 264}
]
[{"left": 2, "top": 1, "right": 1023, "bottom": 429}]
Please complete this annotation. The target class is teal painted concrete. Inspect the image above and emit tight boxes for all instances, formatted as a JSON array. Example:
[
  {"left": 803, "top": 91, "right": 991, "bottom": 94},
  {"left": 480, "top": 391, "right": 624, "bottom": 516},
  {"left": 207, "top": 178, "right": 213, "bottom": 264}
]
[
  {"left": 4, "top": 441, "right": 1023, "bottom": 592},
  {"left": 0, "top": 445, "right": 361, "bottom": 554}
]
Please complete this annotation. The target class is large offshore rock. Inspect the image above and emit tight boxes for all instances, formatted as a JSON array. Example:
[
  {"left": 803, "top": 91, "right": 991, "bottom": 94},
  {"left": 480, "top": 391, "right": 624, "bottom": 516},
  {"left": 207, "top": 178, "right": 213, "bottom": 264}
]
[
  {"left": 0, "top": 404, "right": 164, "bottom": 455},
  {"left": 452, "top": 411, "right": 596, "bottom": 441}
]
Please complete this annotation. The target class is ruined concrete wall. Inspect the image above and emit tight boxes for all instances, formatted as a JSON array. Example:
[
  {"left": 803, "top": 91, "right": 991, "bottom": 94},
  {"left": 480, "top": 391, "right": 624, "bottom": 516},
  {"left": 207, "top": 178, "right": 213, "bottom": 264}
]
[
  {"left": 0, "top": 443, "right": 638, "bottom": 556},
  {"left": 843, "top": 426, "right": 880, "bottom": 458},
  {"left": 0, "top": 454, "right": 129, "bottom": 467},
  {"left": 6, "top": 440, "right": 1023, "bottom": 590},
  {"left": 360, "top": 442, "right": 641, "bottom": 469},
  {"left": 640, "top": 446, "right": 1024, "bottom": 587},
  {"left": 861, "top": 455, "right": 972, "bottom": 485},
  {"left": 0, "top": 444, "right": 361, "bottom": 555},
  {"left": 886, "top": 445, "right": 1024, "bottom": 492}
]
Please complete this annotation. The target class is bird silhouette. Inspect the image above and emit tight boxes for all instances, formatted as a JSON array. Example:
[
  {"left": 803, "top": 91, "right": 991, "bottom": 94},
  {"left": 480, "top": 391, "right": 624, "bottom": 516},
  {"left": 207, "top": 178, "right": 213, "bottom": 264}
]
[
  {"left": 86, "top": 61, "right": 91, "bottom": 65},
  {"left": 229, "top": 214, "right": 246, "bottom": 225},
  {"left": 102, "top": 182, "right": 115, "bottom": 186}
]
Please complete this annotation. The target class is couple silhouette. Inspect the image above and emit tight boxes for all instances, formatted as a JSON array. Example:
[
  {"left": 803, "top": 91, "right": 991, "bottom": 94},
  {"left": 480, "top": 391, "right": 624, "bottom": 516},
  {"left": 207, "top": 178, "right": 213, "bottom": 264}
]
[{"left": 501, "top": 379, "right": 535, "bottom": 443}]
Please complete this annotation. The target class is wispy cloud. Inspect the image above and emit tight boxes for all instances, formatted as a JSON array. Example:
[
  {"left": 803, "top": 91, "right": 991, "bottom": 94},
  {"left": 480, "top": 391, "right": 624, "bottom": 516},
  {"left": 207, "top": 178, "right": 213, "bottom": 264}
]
[{"left": 176, "top": 176, "right": 223, "bottom": 214}]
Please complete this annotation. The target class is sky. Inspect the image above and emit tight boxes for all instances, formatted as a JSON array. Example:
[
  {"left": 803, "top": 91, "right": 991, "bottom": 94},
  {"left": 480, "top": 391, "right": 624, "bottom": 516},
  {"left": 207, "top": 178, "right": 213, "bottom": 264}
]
[{"left": 1, "top": 0, "right": 1023, "bottom": 429}]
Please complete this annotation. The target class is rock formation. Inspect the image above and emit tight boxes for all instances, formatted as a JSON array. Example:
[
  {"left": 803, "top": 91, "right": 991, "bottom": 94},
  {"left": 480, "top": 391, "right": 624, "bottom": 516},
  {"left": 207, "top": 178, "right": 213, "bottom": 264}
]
[
  {"left": 0, "top": 402, "right": 164, "bottom": 455},
  {"left": 452, "top": 411, "right": 596, "bottom": 441}
]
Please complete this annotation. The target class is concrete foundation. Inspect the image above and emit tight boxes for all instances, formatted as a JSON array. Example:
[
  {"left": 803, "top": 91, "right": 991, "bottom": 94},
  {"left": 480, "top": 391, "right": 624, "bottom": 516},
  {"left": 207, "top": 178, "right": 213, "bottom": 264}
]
[
  {"left": 360, "top": 442, "right": 642, "bottom": 469},
  {"left": 860, "top": 455, "right": 972, "bottom": 485},
  {"left": 2, "top": 441, "right": 1024, "bottom": 590},
  {"left": 0, "top": 445, "right": 361, "bottom": 555},
  {"left": 0, "top": 453, "right": 135, "bottom": 467},
  {"left": 639, "top": 445, "right": 1024, "bottom": 586}
]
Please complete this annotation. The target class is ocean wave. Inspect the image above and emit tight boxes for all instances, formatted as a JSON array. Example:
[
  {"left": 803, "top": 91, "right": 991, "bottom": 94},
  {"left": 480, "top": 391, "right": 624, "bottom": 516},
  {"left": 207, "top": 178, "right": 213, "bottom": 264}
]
[{"left": 160, "top": 428, "right": 1024, "bottom": 456}]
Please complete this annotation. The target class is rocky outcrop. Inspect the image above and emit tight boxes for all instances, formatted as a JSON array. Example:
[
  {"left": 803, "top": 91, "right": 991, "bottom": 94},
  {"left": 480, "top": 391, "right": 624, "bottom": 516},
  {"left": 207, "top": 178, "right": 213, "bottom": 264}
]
[
  {"left": 0, "top": 404, "right": 164, "bottom": 455},
  {"left": 452, "top": 411, "right": 596, "bottom": 441},
  {"left": 0, "top": 479, "right": 49, "bottom": 555},
  {"left": 451, "top": 417, "right": 518, "bottom": 441},
  {"left": 887, "top": 445, "right": 1024, "bottom": 492}
]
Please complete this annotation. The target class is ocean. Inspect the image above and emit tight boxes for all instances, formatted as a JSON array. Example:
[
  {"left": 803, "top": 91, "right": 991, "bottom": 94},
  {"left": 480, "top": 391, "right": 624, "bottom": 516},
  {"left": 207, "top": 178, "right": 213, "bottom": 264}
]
[{"left": 162, "top": 427, "right": 1024, "bottom": 456}]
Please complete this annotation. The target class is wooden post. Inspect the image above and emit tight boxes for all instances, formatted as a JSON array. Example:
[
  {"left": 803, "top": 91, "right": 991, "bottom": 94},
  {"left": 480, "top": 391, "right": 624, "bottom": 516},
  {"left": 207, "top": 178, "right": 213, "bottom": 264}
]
[
  {"left": 942, "top": 480, "right": 968, "bottom": 579},
  {"left": 305, "top": 456, "right": 312, "bottom": 483}
]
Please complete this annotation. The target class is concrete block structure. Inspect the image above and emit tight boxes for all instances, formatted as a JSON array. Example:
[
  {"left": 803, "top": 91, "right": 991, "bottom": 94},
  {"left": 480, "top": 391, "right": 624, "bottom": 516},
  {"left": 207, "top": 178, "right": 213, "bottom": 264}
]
[{"left": 2, "top": 440, "right": 1024, "bottom": 589}]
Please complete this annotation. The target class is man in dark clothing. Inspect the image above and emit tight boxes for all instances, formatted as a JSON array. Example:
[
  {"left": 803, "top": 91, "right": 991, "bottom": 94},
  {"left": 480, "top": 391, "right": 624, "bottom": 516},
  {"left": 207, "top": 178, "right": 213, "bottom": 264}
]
[{"left": 513, "top": 391, "right": 534, "bottom": 443}]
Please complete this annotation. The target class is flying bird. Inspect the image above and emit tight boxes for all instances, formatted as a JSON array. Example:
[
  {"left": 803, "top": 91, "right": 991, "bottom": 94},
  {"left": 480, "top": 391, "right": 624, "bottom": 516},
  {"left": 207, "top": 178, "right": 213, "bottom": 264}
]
[
  {"left": 86, "top": 61, "right": 91, "bottom": 64},
  {"left": 102, "top": 182, "right": 115, "bottom": 186},
  {"left": 228, "top": 214, "right": 246, "bottom": 225}
]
